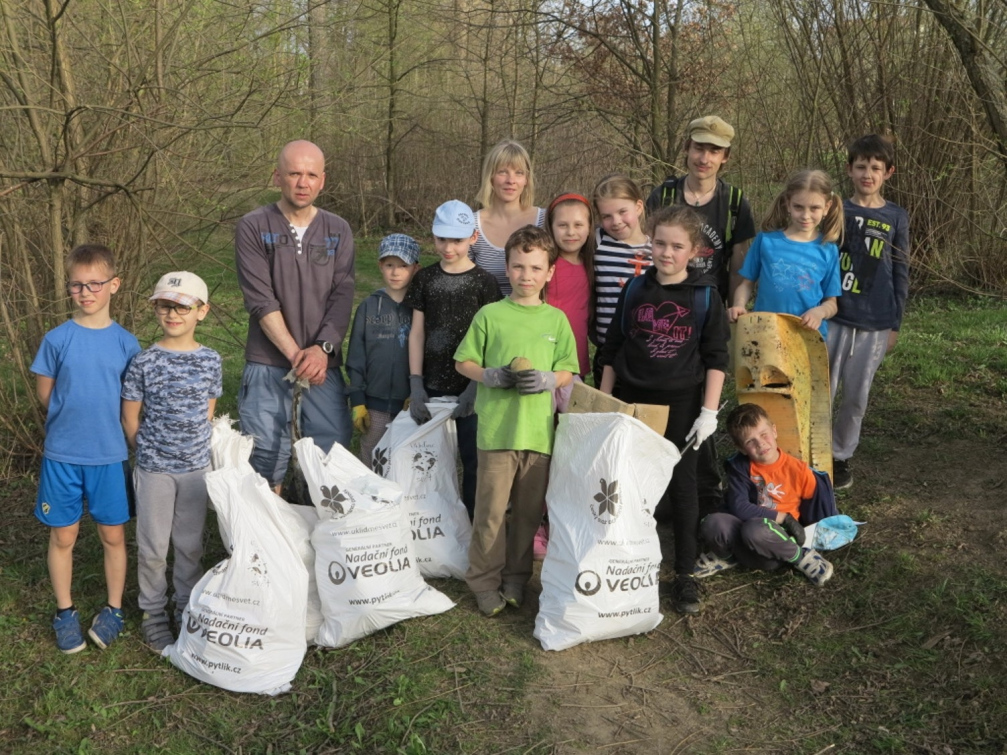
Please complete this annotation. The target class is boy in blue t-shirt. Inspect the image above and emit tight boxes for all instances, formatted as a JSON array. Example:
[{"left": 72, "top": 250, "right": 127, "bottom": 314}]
[
  {"left": 121, "top": 272, "right": 222, "bottom": 652},
  {"left": 32, "top": 245, "right": 141, "bottom": 653}
]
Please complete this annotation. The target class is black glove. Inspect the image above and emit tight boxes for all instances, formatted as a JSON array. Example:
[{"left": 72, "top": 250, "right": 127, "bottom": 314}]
[
  {"left": 781, "top": 514, "right": 806, "bottom": 546},
  {"left": 452, "top": 381, "right": 478, "bottom": 419},
  {"left": 409, "top": 375, "right": 431, "bottom": 424}
]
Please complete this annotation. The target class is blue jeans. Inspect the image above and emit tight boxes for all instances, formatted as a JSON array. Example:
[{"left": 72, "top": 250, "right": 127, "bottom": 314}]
[{"left": 239, "top": 362, "right": 352, "bottom": 486}]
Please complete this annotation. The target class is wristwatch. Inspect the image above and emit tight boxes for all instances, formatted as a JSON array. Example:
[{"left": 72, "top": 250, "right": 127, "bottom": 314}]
[{"left": 316, "top": 340, "right": 335, "bottom": 355}]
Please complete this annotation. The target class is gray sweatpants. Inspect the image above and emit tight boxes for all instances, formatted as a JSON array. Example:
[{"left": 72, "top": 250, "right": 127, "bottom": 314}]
[
  {"left": 134, "top": 466, "right": 209, "bottom": 614},
  {"left": 827, "top": 323, "right": 890, "bottom": 461},
  {"left": 700, "top": 512, "right": 801, "bottom": 571}
]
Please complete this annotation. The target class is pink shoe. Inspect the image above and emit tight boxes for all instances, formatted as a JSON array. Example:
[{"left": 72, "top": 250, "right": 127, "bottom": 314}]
[{"left": 533, "top": 523, "right": 549, "bottom": 561}]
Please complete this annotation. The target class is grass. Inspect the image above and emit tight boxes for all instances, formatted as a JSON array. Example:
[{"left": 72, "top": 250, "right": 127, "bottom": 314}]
[{"left": 2, "top": 233, "right": 1007, "bottom": 753}]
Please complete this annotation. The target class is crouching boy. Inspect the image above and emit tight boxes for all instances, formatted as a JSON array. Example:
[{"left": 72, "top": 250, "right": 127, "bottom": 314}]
[
  {"left": 454, "top": 225, "right": 579, "bottom": 616},
  {"left": 696, "top": 404, "right": 836, "bottom": 586}
]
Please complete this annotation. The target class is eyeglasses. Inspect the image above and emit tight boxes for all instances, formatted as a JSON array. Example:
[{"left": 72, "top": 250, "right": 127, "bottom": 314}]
[
  {"left": 67, "top": 277, "right": 115, "bottom": 294},
  {"left": 153, "top": 302, "right": 193, "bottom": 316}
]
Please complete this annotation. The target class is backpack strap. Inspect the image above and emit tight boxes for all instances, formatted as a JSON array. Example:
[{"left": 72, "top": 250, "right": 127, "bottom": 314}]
[
  {"left": 725, "top": 185, "right": 743, "bottom": 247},
  {"left": 621, "top": 273, "right": 647, "bottom": 335},
  {"left": 693, "top": 285, "right": 711, "bottom": 333}
]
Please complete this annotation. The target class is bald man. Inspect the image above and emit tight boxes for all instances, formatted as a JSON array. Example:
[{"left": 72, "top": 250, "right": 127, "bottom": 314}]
[{"left": 235, "top": 140, "right": 355, "bottom": 490}]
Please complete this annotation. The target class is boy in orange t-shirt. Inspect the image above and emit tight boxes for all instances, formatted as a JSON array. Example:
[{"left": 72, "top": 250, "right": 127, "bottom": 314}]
[{"left": 695, "top": 404, "right": 836, "bottom": 585}]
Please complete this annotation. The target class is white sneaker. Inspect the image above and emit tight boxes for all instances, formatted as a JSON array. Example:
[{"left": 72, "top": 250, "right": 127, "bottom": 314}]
[
  {"left": 794, "top": 548, "right": 834, "bottom": 586},
  {"left": 693, "top": 551, "right": 737, "bottom": 579}
]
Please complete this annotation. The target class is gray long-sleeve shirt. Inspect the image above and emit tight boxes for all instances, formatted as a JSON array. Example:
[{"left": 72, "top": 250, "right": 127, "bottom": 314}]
[{"left": 235, "top": 203, "right": 355, "bottom": 367}]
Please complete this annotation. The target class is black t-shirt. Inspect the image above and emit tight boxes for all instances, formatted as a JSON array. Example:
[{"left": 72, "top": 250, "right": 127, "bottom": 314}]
[
  {"left": 646, "top": 177, "right": 756, "bottom": 299},
  {"left": 403, "top": 263, "right": 502, "bottom": 394}
]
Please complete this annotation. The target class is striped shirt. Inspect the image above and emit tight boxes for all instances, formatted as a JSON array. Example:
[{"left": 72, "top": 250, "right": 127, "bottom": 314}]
[
  {"left": 470, "top": 207, "right": 547, "bottom": 295},
  {"left": 592, "top": 228, "right": 651, "bottom": 344}
]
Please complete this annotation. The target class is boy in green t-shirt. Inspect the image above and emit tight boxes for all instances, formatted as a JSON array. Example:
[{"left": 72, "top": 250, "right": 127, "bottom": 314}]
[{"left": 454, "top": 225, "right": 579, "bottom": 616}]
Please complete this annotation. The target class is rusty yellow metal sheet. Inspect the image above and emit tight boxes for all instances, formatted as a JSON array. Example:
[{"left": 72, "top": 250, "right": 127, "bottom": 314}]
[{"left": 732, "top": 313, "right": 832, "bottom": 479}]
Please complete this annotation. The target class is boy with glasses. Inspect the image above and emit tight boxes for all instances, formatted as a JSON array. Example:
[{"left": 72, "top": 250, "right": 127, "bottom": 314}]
[
  {"left": 121, "top": 272, "right": 222, "bottom": 652},
  {"left": 31, "top": 245, "right": 141, "bottom": 653}
]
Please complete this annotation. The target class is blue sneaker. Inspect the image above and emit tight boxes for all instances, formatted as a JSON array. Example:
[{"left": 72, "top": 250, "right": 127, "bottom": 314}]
[
  {"left": 53, "top": 609, "right": 87, "bottom": 654},
  {"left": 88, "top": 606, "right": 124, "bottom": 649}
]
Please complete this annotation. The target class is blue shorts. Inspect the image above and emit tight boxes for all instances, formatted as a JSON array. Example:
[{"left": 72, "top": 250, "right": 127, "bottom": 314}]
[{"left": 36, "top": 458, "right": 131, "bottom": 527}]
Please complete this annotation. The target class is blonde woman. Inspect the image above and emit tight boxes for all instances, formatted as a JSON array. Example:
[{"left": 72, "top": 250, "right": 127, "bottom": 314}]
[{"left": 470, "top": 140, "right": 546, "bottom": 294}]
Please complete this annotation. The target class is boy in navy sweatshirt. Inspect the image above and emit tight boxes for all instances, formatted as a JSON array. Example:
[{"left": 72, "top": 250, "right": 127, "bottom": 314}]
[
  {"left": 829, "top": 135, "right": 910, "bottom": 490},
  {"left": 346, "top": 234, "right": 421, "bottom": 466}
]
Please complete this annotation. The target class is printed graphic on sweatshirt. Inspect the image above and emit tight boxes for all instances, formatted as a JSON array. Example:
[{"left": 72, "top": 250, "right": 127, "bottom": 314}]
[
  {"left": 629, "top": 300, "right": 694, "bottom": 360},
  {"left": 840, "top": 214, "right": 891, "bottom": 298}
]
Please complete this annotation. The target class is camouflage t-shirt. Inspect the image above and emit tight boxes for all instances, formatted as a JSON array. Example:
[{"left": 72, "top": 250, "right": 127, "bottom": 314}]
[{"left": 122, "top": 344, "right": 223, "bottom": 473}]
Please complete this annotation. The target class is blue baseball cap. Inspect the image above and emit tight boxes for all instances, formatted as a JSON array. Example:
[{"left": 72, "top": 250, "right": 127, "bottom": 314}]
[
  {"left": 378, "top": 234, "right": 421, "bottom": 265},
  {"left": 432, "top": 200, "right": 476, "bottom": 238}
]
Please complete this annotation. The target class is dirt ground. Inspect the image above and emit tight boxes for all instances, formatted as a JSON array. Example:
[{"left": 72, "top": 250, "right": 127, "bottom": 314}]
[{"left": 507, "top": 437, "right": 1007, "bottom": 754}]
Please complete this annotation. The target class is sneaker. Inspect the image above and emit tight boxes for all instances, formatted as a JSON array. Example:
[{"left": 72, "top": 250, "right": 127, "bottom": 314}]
[
  {"left": 671, "top": 574, "right": 701, "bottom": 615},
  {"left": 53, "top": 609, "right": 87, "bottom": 654},
  {"left": 474, "top": 590, "right": 506, "bottom": 617},
  {"left": 693, "top": 551, "right": 737, "bottom": 579},
  {"left": 501, "top": 583, "right": 524, "bottom": 609},
  {"left": 141, "top": 612, "right": 174, "bottom": 653},
  {"left": 832, "top": 459, "right": 853, "bottom": 490},
  {"left": 87, "top": 606, "right": 125, "bottom": 649},
  {"left": 794, "top": 548, "right": 834, "bottom": 586}
]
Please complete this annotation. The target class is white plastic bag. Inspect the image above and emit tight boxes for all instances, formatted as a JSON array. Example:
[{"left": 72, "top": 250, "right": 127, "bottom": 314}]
[
  {"left": 294, "top": 438, "right": 454, "bottom": 648},
  {"left": 208, "top": 416, "right": 322, "bottom": 642},
  {"left": 372, "top": 403, "right": 472, "bottom": 579},
  {"left": 210, "top": 415, "right": 255, "bottom": 473},
  {"left": 534, "top": 413, "right": 679, "bottom": 651},
  {"left": 166, "top": 467, "right": 308, "bottom": 695}
]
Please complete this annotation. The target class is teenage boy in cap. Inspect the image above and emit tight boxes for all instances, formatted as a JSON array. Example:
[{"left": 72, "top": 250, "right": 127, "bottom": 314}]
[
  {"left": 121, "top": 271, "right": 222, "bottom": 652},
  {"left": 346, "top": 233, "right": 422, "bottom": 466},
  {"left": 406, "top": 200, "right": 502, "bottom": 518},
  {"left": 647, "top": 115, "right": 757, "bottom": 518},
  {"left": 647, "top": 115, "right": 756, "bottom": 303}
]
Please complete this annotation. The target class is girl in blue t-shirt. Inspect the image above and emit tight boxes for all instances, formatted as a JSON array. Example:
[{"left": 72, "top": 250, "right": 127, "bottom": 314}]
[{"left": 728, "top": 169, "right": 844, "bottom": 337}]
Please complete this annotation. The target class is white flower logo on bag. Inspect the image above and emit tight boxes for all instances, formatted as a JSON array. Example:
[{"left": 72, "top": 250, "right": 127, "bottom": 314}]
[{"left": 590, "top": 478, "right": 621, "bottom": 523}]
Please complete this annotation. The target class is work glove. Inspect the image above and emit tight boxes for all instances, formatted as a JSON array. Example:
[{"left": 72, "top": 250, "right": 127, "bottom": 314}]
[
  {"left": 482, "top": 366, "right": 517, "bottom": 389},
  {"left": 515, "top": 369, "right": 557, "bottom": 395},
  {"left": 409, "top": 375, "right": 431, "bottom": 424},
  {"left": 452, "top": 381, "right": 478, "bottom": 419},
  {"left": 781, "top": 513, "right": 806, "bottom": 546},
  {"left": 684, "top": 406, "right": 718, "bottom": 450},
  {"left": 352, "top": 405, "right": 370, "bottom": 433}
]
